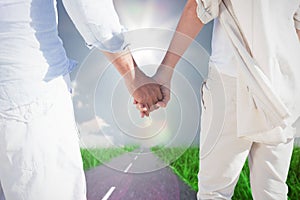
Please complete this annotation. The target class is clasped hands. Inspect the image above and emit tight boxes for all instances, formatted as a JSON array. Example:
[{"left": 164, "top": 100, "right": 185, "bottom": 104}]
[{"left": 124, "top": 65, "right": 173, "bottom": 118}]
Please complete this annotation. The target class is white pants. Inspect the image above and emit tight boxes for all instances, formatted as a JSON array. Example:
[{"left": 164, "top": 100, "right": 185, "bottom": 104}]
[
  {"left": 0, "top": 76, "right": 86, "bottom": 200},
  {"left": 197, "top": 66, "right": 294, "bottom": 200}
]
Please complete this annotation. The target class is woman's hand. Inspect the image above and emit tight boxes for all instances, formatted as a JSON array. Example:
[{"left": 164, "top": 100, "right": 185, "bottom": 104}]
[
  {"left": 134, "top": 64, "right": 174, "bottom": 117},
  {"left": 124, "top": 67, "right": 163, "bottom": 117}
]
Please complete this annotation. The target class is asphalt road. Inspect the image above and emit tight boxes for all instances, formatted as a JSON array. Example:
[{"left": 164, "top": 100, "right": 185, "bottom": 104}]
[{"left": 85, "top": 149, "right": 196, "bottom": 200}]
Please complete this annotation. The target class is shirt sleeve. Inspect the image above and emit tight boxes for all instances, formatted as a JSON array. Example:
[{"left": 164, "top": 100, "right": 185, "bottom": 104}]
[
  {"left": 294, "top": 5, "right": 300, "bottom": 30},
  {"left": 195, "top": 0, "right": 221, "bottom": 24},
  {"left": 62, "top": 0, "right": 128, "bottom": 53}
]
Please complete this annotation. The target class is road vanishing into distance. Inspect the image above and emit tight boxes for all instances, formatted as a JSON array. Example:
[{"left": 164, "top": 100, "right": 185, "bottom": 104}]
[{"left": 85, "top": 149, "right": 196, "bottom": 200}]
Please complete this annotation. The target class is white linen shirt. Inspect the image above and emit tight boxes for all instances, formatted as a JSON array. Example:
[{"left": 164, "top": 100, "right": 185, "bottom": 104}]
[
  {"left": 0, "top": 0, "right": 127, "bottom": 111},
  {"left": 196, "top": 0, "right": 300, "bottom": 144}
]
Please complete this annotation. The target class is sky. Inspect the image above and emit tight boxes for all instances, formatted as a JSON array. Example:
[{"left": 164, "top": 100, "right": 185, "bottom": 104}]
[{"left": 57, "top": 0, "right": 214, "bottom": 148}]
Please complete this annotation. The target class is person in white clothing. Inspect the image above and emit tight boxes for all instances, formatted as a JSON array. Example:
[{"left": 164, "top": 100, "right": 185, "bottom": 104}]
[
  {"left": 0, "top": 0, "right": 162, "bottom": 199},
  {"left": 136, "top": 0, "right": 300, "bottom": 199}
]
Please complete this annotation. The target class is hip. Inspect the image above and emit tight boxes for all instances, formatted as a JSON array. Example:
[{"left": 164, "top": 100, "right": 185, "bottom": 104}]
[{"left": 0, "top": 75, "right": 72, "bottom": 121}]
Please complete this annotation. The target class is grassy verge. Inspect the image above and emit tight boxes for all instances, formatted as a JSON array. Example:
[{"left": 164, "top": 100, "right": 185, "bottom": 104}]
[
  {"left": 81, "top": 145, "right": 138, "bottom": 170},
  {"left": 152, "top": 146, "right": 300, "bottom": 199}
]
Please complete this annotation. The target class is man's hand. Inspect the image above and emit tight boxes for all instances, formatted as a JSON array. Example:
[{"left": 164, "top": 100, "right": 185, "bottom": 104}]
[
  {"left": 134, "top": 64, "right": 174, "bottom": 117},
  {"left": 124, "top": 67, "right": 163, "bottom": 117},
  {"left": 102, "top": 50, "right": 163, "bottom": 117}
]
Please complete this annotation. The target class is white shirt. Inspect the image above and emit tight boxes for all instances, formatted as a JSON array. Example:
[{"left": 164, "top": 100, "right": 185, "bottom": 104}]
[
  {"left": 0, "top": 0, "right": 127, "bottom": 110},
  {"left": 196, "top": 0, "right": 300, "bottom": 143},
  {"left": 210, "top": 18, "right": 237, "bottom": 76},
  {"left": 207, "top": 0, "right": 300, "bottom": 77}
]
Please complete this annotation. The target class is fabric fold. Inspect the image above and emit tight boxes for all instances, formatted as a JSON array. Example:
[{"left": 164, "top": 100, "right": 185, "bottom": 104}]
[{"left": 218, "top": 0, "right": 300, "bottom": 144}]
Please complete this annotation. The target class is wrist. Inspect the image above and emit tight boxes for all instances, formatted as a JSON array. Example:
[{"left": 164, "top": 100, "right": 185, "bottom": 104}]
[
  {"left": 154, "top": 64, "right": 174, "bottom": 84},
  {"left": 123, "top": 65, "right": 142, "bottom": 83},
  {"left": 124, "top": 67, "right": 150, "bottom": 95}
]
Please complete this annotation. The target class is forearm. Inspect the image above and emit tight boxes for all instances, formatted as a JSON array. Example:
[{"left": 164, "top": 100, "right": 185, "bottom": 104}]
[
  {"left": 297, "top": 29, "right": 300, "bottom": 41},
  {"left": 161, "top": 0, "right": 204, "bottom": 68},
  {"left": 102, "top": 50, "right": 137, "bottom": 78}
]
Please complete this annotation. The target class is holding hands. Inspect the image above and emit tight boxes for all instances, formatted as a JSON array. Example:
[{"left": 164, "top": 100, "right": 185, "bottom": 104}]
[
  {"left": 131, "top": 64, "right": 174, "bottom": 117},
  {"left": 102, "top": 50, "right": 173, "bottom": 118},
  {"left": 102, "top": 0, "right": 203, "bottom": 118},
  {"left": 124, "top": 66, "right": 164, "bottom": 117}
]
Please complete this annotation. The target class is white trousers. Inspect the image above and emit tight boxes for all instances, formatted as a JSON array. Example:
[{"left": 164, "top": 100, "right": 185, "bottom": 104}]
[
  {"left": 0, "top": 76, "right": 86, "bottom": 200},
  {"left": 197, "top": 66, "right": 294, "bottom": 200}
]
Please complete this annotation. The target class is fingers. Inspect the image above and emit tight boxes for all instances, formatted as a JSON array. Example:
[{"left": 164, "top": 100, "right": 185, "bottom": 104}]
[
  {"left": 135, "top": 101, "right": 160, "bottom": 118},
  {"left": 148, "top": 104, "right": 160, "bottom": 112},
  {"left": 132, "top": 81, "right": 166, "bottom": 117},
  {"left": 140, "top": 110, "right": 151, "bottom": 118},
  {"left": 156, "top": 101, "right": 166, "bottom": 108},
  {"left": 153, "top": 86, "right": 163, "bottom": 102},
  {"left": 133, "top": 86, "right": 161, "bottom": 114},
  {"left": 156, "top": 86, "right": 170, "bottom": 108},
  {"left": 136, "top": 103, "right": 148, "bottom": 112},
  {"left": 139, "top": 105, "right": 158, "bottom": 118},
  {"left": 135, "top": 103, "right": 150, "bottom": 118},
  {"left": 135, "top": 102, "right": 159, "bottom": 118},
  {"left": 134, "top": 84, "right": 170, "bottom": 118}
]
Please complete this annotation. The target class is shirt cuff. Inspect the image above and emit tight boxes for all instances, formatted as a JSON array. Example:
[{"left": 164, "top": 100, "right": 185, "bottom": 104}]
[
  {"left": 195, "top": 0, "right": 220, "bottom": 24},
  {"left": 62, "top": 0, "right": 129, "bottom": 53},
  {"left": 86, "top": 28, "right": 130, "bottom": 53}
]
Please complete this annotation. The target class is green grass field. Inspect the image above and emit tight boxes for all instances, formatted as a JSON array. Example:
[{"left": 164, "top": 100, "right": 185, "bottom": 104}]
[
  {"left": 152, "top": 146, "right": 300, "bottom": 200},
  {"left": 81, "top": 145, "right": 138, "bottom": 170}
]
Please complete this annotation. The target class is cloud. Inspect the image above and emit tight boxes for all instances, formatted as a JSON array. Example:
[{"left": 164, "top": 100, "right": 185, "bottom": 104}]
[
  {"left": 78, "top": 116, "right": 110, "bottom": 135},
  {"left": 77, "top": 116, "right": 114, "bottom": 148}
]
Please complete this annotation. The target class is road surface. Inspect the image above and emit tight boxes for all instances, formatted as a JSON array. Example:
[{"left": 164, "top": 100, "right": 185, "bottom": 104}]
[{"left": 85, "top": 149, "right": 196, "bottom": 200}]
